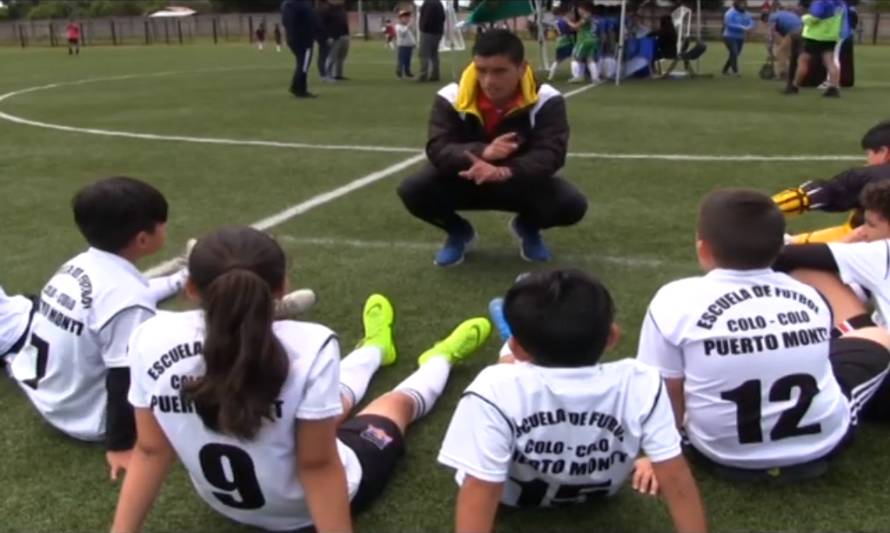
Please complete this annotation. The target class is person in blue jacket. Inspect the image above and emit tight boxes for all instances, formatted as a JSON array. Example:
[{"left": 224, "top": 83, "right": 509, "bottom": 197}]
[
  {"left": 722, "top": 1, "right": 754, "bottom": 76},
  {"left": 281, "top": 0, "right": 319, "bottom": 98}
]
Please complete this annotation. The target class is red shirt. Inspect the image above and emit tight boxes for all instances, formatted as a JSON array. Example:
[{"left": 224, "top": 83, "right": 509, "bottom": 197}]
[
  {"left": 67, "top": 24, "right": 80, "bottom": 40},
  {"left": 477, "top": 88, "right": 524, "bottom": 139}
]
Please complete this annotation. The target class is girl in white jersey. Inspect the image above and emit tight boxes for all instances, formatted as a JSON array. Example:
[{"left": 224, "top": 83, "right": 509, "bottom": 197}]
[{"left": 112, "top": 226, "right": 493, "bottom": 532}]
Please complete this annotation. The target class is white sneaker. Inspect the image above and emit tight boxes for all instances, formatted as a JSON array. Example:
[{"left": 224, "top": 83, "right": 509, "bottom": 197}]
[
  {"left": 567, "top": 76, "right": 585, "bottom": 84},
  {"left": 818, "top": 80, "right": 831, "bottom": 90},
  {"left": 275, "top": 289, "right": 317, "bottom": 319},
  {"left": 589, "top": 78, "right": 603, "bottom": 86}
]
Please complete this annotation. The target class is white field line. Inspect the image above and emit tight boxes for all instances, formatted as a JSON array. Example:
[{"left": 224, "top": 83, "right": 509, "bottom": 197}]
[
  {"left": 278, "top": 235, "right": 668, "bottom": 269},
  {"left": 143, "top": 152, "right": 426, "bottom": 277},
  {"left": 0, "top": 72, "right": 862, "bottom": 161}
]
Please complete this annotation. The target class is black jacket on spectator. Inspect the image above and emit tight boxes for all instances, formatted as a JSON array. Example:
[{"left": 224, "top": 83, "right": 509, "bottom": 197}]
[
  {"left": 281, "top": 0, "right": 317, "bottom": 48},
  {"left": 419, "top": 0, "right": 446, "bottom": 34},
  {"left": 323, "top": 3, "right": 350, "bottom": 39}
]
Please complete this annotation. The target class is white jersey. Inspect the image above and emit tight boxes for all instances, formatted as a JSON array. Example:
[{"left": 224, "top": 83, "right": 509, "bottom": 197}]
[
  {"left": 438, "top": 359, "right": 680, "bottom": 507},
  {"left": 829, "top": 240, "right": 890, "bottom": 325},
  {"left": 10, "top": 248, "right": 156, "bottom": 441},
  {"left": 0, "top": 285, "right": 32, "bottom": 355},
  {"left": 128, "top": 310, "right": 363, "bottom": 532},
  {"left": 638, "top": 268, "right": 850, "bottom": 469}
]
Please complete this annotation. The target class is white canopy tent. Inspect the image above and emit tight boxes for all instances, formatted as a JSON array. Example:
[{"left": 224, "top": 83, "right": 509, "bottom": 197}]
[{"left": 148, "top": 6, "right": 197, "bottom": 18}]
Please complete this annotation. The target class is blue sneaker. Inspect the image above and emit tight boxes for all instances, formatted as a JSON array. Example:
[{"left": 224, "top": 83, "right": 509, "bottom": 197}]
[
  {"left": 434, "top": 224, "right": 476, "bottom": 267},
  {"left": 488, "top": 297, "right": 513, "bottom": 341},
  {"left": 509, "top": 217, "right": 551, "bottom": 262}
]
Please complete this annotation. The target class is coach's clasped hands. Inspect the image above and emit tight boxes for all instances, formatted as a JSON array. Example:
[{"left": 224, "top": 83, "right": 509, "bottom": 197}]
[{"left": 461, "top": 152, "right": 513, "bottom": 185}]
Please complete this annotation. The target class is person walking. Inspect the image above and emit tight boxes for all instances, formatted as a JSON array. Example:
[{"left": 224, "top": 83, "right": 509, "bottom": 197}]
[
  {"left": 722, "top": 1, "right": 754, "bottom": 76},
  {"left": 418, "top": 0, "right": 445, "bottom": 82},
  {"left": 325, "top": 0, "right": 351, "bottom": 80},
  {"left": 281, "top": 0, "right": 319, "bottom": 98}
]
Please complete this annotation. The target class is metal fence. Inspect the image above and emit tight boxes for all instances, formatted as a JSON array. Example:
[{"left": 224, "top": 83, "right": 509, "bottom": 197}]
[{"left": 2, "top": 10, "right": 889, "bottom": 47}]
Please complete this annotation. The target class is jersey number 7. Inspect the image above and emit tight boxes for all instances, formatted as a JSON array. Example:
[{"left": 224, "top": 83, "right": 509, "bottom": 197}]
[{"left": 22, "top": 334, "right": 50, "bottom": 390}]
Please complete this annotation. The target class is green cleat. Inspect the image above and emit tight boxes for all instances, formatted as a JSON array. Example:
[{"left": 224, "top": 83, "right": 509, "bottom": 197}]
[
  {"left": 418, "top": 317, "right": 492, "bottom": 366},
  {"left": 358, "top": 294, "right": 397, "bottom": 366}
]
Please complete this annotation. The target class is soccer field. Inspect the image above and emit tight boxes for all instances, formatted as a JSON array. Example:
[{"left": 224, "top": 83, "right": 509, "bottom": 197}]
[{"left": 1, "top": 40, "right": 890, "bottom": 532}]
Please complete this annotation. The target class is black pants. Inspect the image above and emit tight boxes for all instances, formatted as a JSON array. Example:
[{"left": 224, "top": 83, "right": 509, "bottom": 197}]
[
  {"left": 317, "top": 39, "right": 330, "bottom": 77},
  {"left": 786, "top": 33, "right": 802, "bottom": 89},
  {"left": 418, "top": 32, "right": 442, "bottom": 80},
  {"left": 722, "top": 37, "right": 744, "bottom": 74},
  {"left": 288, "top": 43, "right": 313, "bottom": 95},
  {"left": 397, "top": 164, "right": 588, "bottom": 233}
]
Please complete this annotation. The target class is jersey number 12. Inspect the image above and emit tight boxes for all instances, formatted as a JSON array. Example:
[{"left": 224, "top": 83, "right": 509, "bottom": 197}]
[{"left": 721, "top": 373, "right": 822, "bottom": 444}]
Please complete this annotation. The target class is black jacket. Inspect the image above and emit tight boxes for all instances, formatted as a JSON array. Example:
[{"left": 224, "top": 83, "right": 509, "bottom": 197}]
[
  {"left": 803, "top": 163, "right": 890, "bottom": 212},
  {"left": 419, "top": 0, "right": 446, "bottom": 34},
  {"left": 281, "top": 0, "right": 317, "bottom": 48},
  {"left": 425, "top": 65, "right": 568, "bottom": 181},
  {"left": 322, "top": 3, "right": 350, "bottom": 39}
]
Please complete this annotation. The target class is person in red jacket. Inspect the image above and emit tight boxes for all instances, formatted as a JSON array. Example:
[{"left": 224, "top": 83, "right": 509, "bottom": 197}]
[
  {"left": 66, "top": 20, "right": 81, "bottom": 56},
  {"left": 397, "top": 30, "right": 587, "bottom": 267}
]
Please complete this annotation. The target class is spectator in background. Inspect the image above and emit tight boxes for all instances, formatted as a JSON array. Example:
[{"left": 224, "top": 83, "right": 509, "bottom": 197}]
[
  {"left": 722, "top": 1, "right": 754, "bottom": 76},
  {"left": 256, "top": 21, "right": 267, "bottom": 51},
  {"left": 281, "top": 0, "right": 318, "bottom": 98},
  {"left": 66, "top": 20, "right": 81, "bottom": 56},
  {"left": 418, "top": 0, "right": 445, "bottom": 82},
  {"left": 786, "top": 0, "right": 845, "bottom": 97},
  {"left": 395, "top": 10, "right": 416, "bottom": 79},
  {"left": 768, "top": 6, "right": 803, "bottom": 79},
  {"left": 324, "top": 0, "right": 351, "bottom": 81},
  {"left": 274, "top": 23, "right": 283, "bottom": 52},
  {"left": 315, "top": 0, "right": 332, "bottom": 80},
  {"left": 383, "top": 18, "right": 397, "bottom": 49}
]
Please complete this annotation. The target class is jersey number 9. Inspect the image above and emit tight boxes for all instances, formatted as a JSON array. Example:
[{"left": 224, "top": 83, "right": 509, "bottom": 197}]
[{"left": 199, "top": 443, "right": 266, "bottom": 509}]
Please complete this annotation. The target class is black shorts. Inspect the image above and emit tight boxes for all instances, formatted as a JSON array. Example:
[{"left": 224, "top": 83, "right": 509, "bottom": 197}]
[
  {"left": 337, "top": 414, "right": 405, "bottom": 513},
  {"left": 830, "top": 337, "right": 890, "bottom": 422},
  {"left": 68, "top": 38, "right": 79, "bottom": 45},
  {"left": 803, "top": 38, "right": 837, "bottom": 55}
]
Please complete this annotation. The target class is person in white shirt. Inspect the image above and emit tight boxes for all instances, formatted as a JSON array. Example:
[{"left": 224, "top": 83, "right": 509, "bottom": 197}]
[
  {"left": 438, "top": 269, "right": 707, "bottom": 533},
  {"left": 112, "top": 226, "right": 493, "bottom": 533},
  {"left": 639, "top": 188, "right": 890, "bottom": 481},
  {"left": 0, "top": 285, "right": 35, "bottom": 360},
  {"left": 774, "top": 179, "right": 890, "bottom": 421},
  {"left": 395, "top": 10, "right": 416, "bottom": 78},
  {"left": 6, "top": 177, "right": 186, "bottom": 480}
]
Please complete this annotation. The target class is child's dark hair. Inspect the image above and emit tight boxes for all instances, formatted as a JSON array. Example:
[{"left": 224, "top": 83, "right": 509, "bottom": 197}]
[
  {"left": 184, "top": 226, "right": 289, "bottom": 440},
  {"left": 472, "top": 29, "right": 524, "bottom": 64},
  {"left": 72, "top": 177, "right": 168, "bottom": 253},
  {"left": 504, "top": 269, "right": 614, "bottom": 367},
  {"left": 860, "top": 180, "right": 890, "bottom": 222},
  {"left": 698, "top": 189, "right": 785, "bottom": 270},
  {"left": 861, "top": 121, "right": 890, "bottom": 152}
]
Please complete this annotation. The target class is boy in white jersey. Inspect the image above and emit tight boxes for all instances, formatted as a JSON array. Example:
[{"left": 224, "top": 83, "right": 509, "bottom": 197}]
[
  {"left": 639, "top": 189, "right": 890, "bottom": 480},
  {"left": 0, "top": 285, "right": 35, "bottom": 360},
  {"left": 438, "top": 269, "right": 707, "bottom": 533},
  {"left": 774, "top": 179, "right": 890, "bottom": 421},
  {"left": 113, "top": 226, "right": 492, "bottom": 533},
  {"left": 6, "top": 177, "right": 187, "bottom": 480}
]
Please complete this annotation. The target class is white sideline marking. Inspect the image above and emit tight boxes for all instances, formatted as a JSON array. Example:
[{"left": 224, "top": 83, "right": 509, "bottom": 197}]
[
  {"left": 279, "top": 235, "right": 668, "bottom": 269},
  {"left": 142, "top": 152, "right": 426, "bottom": 277},
  {"left": 0, "top": 73, "right": 862, "bottom": 161}
]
